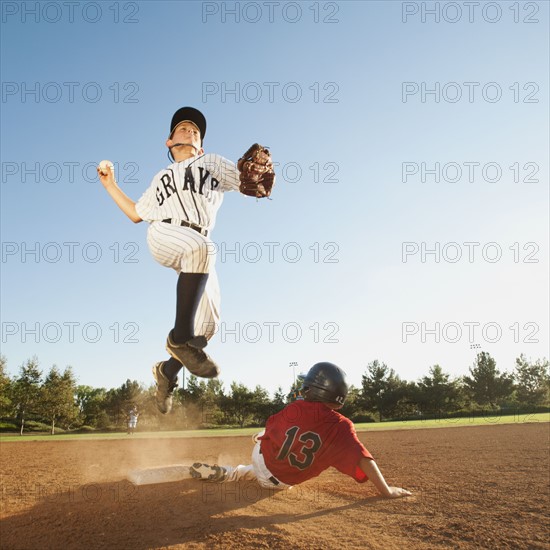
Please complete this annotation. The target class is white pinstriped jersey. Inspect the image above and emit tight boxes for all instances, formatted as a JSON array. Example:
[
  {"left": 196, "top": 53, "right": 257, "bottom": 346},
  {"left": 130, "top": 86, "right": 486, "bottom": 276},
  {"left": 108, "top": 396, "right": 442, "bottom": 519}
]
[{"left": 135, "top": 153, "right": 240, "bottom": 231}]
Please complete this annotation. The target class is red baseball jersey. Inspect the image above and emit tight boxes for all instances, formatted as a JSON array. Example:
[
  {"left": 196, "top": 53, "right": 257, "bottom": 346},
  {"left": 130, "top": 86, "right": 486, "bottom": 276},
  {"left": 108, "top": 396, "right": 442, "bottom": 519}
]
[{"left": 259, "top": 400, "right": 374, "bottom": 485}]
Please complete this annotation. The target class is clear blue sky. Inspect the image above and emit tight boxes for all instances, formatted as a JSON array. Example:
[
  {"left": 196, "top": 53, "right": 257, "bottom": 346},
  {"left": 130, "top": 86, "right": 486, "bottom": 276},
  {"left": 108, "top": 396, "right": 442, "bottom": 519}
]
[{"left": 1, "top": 1, "right": 548, "bottom": 394}]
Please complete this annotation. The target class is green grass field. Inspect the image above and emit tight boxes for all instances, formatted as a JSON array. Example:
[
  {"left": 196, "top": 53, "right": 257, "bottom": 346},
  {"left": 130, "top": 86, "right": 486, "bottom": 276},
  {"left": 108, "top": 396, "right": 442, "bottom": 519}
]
[
  {"left": 353, "top": 411, "right": 550, "bottom": 431},
  {"left": 1, "top": 412, "right": 548, "bottom": 442}
]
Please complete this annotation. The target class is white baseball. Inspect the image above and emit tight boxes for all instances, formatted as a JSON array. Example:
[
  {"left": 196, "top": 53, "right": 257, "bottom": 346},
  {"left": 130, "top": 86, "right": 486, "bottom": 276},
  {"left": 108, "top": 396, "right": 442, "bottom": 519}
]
[{"left": 98, "top": 160, "right": 114, "bottom": 176}]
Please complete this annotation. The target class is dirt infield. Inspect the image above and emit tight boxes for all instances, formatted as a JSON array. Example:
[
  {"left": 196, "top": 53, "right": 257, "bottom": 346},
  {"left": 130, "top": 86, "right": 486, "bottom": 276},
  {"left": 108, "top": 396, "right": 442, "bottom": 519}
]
[{"left": 1, "top": 422, "right": 548, "bottom": 549}]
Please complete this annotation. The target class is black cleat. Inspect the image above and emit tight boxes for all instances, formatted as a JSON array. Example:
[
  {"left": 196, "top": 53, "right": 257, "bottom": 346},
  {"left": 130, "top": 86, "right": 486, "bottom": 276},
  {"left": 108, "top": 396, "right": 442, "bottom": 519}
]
[
  {"left": 152, "top": 362, "right": 178, "bottom": 414},
  {"left": 166, "top": 331, "right": 220, "bottom": 378},
  {"left": 189, "top": 463, "right": 227, "bottom": 482}
]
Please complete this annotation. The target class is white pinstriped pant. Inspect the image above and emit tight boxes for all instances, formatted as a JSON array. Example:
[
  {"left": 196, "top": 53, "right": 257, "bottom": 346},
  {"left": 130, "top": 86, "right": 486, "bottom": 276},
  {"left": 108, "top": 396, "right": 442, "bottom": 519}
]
[{"left": 146, "top": 221, "right": 220, "bottom": 341}]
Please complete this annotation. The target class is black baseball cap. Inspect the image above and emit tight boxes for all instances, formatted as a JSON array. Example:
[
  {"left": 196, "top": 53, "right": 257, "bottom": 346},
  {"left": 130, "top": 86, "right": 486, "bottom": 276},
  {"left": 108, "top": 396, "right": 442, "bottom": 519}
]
[{"left": 169, "top": 107, "right": 207, "bottom": 143}]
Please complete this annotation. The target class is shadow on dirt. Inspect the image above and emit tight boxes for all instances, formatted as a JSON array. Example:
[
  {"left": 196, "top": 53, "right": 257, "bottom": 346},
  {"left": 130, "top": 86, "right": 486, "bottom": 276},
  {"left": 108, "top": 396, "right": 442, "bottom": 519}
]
[{"left": 0, "top": 478, "right": 375, "bottom": 549}]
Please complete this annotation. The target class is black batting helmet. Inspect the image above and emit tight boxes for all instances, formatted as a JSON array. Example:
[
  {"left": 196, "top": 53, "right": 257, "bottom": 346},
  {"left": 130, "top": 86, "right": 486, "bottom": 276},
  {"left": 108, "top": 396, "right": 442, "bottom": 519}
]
[{"left": 301, "top": 362, "right": 348, "bottom": 406}]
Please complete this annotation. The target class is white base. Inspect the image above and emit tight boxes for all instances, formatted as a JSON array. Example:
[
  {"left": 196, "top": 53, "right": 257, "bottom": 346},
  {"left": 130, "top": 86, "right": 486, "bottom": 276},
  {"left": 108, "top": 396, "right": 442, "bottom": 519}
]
[{"left": 127, "top": 464, "right": 192, "bottom": 485}]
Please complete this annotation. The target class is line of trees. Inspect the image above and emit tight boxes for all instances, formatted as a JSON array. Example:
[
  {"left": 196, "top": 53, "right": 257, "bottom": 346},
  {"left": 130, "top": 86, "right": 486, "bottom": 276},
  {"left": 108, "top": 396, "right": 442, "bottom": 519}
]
[{"left": 0, "top": 352, "right": 548, "bottom": 435}]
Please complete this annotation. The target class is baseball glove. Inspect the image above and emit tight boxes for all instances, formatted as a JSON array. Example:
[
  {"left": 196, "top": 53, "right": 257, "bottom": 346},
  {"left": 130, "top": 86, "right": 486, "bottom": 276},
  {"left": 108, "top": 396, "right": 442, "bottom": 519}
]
[{"left": 237, "top": 143, "right": 275, "bottom": 198}]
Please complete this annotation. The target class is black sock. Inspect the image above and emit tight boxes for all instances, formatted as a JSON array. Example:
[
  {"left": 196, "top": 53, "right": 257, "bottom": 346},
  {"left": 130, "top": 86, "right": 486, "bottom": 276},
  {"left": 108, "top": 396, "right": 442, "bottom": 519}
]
[
  {"left": 173, "top": 272, "right": 209, "bottom": 344},
  {"left": 162, "top": 357, "right": 183, "bottom": 380}
]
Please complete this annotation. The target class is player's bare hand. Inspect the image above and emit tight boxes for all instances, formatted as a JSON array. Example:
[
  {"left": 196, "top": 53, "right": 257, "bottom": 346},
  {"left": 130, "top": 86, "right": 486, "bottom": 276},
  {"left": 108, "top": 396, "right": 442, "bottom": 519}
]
[
  {"left": 385, "top": 486, "right": 412, "bottom": 498},
  {"left": 97, "top": 160, "right": 117, "bottom": 189}
]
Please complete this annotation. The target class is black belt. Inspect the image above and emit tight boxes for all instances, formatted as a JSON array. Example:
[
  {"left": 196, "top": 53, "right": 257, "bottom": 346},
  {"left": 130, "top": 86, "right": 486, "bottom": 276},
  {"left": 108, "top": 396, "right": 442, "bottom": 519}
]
[{"left": 161, "top": 219, "right": 208, "bottom": 237}]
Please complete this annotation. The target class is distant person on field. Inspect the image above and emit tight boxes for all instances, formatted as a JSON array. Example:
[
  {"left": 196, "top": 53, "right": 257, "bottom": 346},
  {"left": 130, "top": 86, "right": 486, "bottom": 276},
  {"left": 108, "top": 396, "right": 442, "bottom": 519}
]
[{"left": 127, "top": 406, "right": 139, "bottom": 435}]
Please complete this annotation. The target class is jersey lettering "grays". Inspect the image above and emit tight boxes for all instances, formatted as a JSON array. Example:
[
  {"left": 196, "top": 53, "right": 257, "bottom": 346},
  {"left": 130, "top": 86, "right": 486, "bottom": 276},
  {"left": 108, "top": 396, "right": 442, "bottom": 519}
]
[
  {"left": 156, "top": 166, "right": 220, "bottom": 206},
  {"left": 135, "top": 153, "right": 240, "bottom": 231}
]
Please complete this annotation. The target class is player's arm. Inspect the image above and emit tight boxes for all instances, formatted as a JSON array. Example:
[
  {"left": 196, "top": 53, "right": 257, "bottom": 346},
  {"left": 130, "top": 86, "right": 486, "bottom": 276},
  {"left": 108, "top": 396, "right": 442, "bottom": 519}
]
[
  {"left": 97, "top": 164, "right": 142, "bottom": 223},
  {"left": 359, "top": 457, "right": 411, "bottom": 499},
  {"left": 207, "top": 154, "right": 240, "bottom": 192}
]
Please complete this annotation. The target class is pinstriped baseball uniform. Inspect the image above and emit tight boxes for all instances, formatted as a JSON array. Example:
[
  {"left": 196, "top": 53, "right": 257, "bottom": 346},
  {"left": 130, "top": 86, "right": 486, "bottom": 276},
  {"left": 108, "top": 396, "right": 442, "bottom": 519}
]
[{"left": 136, "top": 153, "right": 240, "bottom": 340}]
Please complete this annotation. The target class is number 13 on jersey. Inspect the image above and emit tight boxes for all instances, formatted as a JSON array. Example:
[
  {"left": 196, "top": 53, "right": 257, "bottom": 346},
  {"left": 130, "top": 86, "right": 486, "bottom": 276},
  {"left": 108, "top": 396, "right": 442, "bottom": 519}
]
[{"left": 276, "top": 426, "right": 322, "bottom": 470}]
